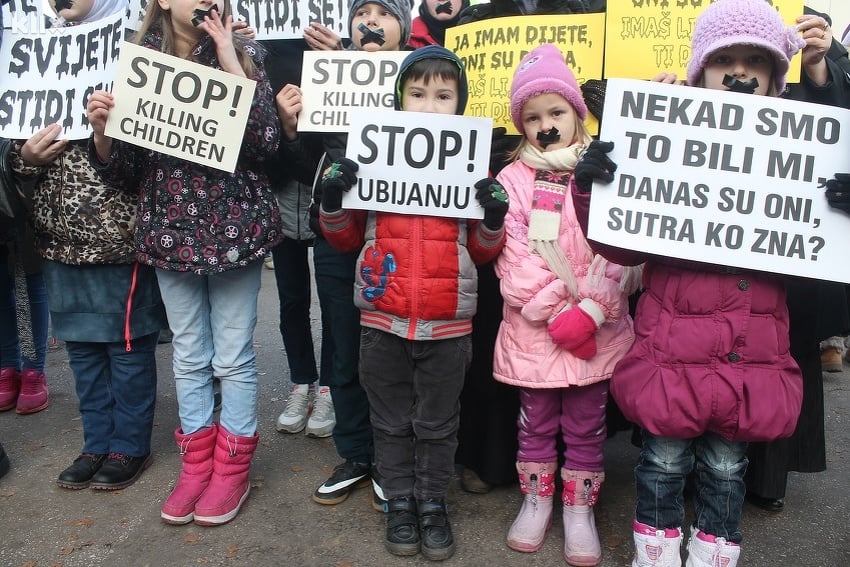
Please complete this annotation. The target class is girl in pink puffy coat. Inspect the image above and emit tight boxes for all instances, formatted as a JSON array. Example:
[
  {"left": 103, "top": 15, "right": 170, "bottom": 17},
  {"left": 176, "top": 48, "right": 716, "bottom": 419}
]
[{"left": 491, "top": 43, "right": 638, "bottom": 566}]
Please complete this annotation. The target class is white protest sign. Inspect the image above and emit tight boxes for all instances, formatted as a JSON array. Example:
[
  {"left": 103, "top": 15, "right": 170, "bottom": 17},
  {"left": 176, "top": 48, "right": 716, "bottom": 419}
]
[
  {"left": 588, "top": 78, "right": 850, "bottom": 284},
  {"left": 0, "top": 12, "right": 125, "bottom": 139},
  {"left": 2, "top": 0, "right": 42, "bottom": 32},
  {"left": 233, "top": 0, "right": 349, "bottom": 40},
  {"left": 344, "top": 109, "right": 493, "bottom": 219},
  {"left": 297, "top": 50, "right": 408, "bottom": 133},
  {"left": 105, "top": 41, "right": 257, "bottom": 173}
]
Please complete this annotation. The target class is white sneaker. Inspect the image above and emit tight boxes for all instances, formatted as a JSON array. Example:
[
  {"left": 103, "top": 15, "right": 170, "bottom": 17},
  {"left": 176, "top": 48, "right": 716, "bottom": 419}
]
[
  {"left": 276, "top": 384, "right": 314, "bottom": 433},
  {"left": 305, "top": 386, "right": 335, "bottom": 438}
]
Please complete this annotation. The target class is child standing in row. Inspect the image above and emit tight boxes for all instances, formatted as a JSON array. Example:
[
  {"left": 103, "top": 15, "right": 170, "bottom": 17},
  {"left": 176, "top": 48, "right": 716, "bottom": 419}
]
[
  {"left": 317, "top": 45, "right": 507, "bottom": 560},
  {"left": 493, "top": 44, "right": 637, "bottom": 566},
  {"left": 572, "top": 0, "right": 826, "bottom": 564},
  {"left": 86, "top": 1, "right": 282, "bottom": 525},
  {"left": 275, "top": 0, "right": 413, "bottom": 508},
  {"left": 9, "top": 0, "right": 166, "bottom": 492}
]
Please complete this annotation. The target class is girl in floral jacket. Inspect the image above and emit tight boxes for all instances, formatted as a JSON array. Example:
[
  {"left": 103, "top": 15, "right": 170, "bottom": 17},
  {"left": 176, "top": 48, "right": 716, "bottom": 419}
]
[{"left": 86, "top": 0, "right": 281, "bottom": 526}]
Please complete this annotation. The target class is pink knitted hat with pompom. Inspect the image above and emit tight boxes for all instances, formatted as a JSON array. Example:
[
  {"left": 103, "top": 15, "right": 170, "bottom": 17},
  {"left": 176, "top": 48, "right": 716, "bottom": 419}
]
[
  {"left": 686, "top": 0, "right": 806, "bottom": 94},
  {"left": 510, "top": 43, "right": 587, "bottom": 134}
]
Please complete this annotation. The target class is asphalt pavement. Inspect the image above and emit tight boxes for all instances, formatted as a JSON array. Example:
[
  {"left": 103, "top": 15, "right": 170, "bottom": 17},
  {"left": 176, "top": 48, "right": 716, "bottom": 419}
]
[{"left": 1, "top": 266, "right": 849, "bottom": 566}]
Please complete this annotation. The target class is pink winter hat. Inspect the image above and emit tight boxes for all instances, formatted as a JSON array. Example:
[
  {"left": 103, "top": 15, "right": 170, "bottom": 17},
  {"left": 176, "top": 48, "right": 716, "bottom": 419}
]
[
  {"left": 510, "top": 43, "right": 587, "bottom": 134},
  {"left": 686, "top": 0, "right": 806, "bottom": 94}
]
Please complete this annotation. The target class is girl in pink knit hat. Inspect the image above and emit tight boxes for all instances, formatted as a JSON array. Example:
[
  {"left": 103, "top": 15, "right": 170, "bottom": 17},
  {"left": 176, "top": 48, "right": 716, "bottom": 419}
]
[
  {"left": 571, "top": 0, "right": 836, "bottom": 565},
  {"left": 484, "top": 42, "right": 639, "bottom": 566}
]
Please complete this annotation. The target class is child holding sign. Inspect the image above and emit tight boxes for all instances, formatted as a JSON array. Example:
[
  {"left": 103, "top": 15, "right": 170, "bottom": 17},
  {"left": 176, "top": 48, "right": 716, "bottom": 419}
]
[
  {"left": 571, "top": 0, "right": 825, "bottom": 565},
  {"left": 274, "top": 0, "right": 412, "bottom": 510},
  {"left": 86, "top": 1, "right": 281, "bottom": 526},
  {"left": 492, "top": 43, "right": 637, "bottom": 567},
  {"left": 317, "top": 46, "right": 507, "bottom": 560}
]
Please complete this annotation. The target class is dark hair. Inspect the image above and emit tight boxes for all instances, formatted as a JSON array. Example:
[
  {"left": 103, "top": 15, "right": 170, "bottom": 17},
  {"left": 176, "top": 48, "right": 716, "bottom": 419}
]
[{"left": 399, "top": 57, "right": 460, "bottom": 90}]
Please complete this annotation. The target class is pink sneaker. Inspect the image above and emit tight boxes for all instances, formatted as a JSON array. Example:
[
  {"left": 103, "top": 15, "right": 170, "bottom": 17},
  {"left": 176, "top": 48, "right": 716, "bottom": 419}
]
[
  {"left": 16, "top": 369, "right": 48, "bottom": 414},
  {"left": 0, "top": 368, "right": 21, "bottom": 411}
]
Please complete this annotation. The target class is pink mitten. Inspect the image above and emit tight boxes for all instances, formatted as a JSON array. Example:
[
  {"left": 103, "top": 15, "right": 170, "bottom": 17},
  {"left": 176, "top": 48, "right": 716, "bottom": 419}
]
[{"left": 547, "top": 299, "right": 605, "bottom": 359}]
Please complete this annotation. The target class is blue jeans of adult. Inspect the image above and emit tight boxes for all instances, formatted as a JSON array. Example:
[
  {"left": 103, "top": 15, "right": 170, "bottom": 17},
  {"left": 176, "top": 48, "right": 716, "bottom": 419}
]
[
  {"left": 312, "top": 238, "right": 371, "bottom": 463},
  {"left": 271, "top": 238, "right": 321, "bottom": 386},
  {"left": 359, "top": 328, "right": 471, "bottom": 500},
  {"left": 0, "top": 258, "right": 48, "bottom": 371},
  {"left": 66, "top": 332, "right": 159, "bottom": 457},
  {"left": 155, "top": 262, "right": 262, "bottom": 437},
  {"left": 635, "top": 429, "right": 748, "bottom": 544}
]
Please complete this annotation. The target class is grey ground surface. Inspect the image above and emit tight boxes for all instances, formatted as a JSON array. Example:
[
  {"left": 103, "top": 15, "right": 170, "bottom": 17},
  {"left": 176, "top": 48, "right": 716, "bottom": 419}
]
[{"left": 1, "top": 266, "right": 849, "bottom": 566}]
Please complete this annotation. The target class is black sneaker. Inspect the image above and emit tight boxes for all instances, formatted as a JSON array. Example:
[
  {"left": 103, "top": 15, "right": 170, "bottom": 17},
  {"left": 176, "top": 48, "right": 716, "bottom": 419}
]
[
  {"left": 418, "top": 498, "right": 455, "bottom": 561},
  {"left": 89, "top": 453, "right": 152, "bottom": 490},
  {"left": 385, "top": 496, "right": 420, "bottom": 556},
  {"left": 57, "top": 453, "right": 107, "bottom": 490},
  {"left": 371, "top": 466, "right": 387, "bottom": 512},
  {"left": 312, "top": 460, "right": 371, "bottom": 505},
  {"left": 0, "top": 442, "right": 10, "bottom": 479}
]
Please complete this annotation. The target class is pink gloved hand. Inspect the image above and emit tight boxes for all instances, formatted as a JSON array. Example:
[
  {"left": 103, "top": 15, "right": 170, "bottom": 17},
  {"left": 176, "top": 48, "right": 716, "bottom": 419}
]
[{"left": 548, "top": 299, "right": 605, "bottom": 360}]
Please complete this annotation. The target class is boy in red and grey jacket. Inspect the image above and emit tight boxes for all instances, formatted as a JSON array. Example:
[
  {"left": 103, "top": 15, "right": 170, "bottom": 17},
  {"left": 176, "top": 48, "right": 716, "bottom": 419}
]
[{"left": 318, "top": 46, "right": 506, "bottom": 561}]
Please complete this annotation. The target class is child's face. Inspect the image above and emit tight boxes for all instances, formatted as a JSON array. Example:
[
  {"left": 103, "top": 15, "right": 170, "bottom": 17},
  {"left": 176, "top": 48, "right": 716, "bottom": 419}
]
[
  {"left": 351, "top": 3, "right": 402, "bottom": 51},
  {"left": 401, "top": 75, "right": 459, "bottom": 115},
  {"left": 702, "top": 45, "right": 774, "bottom": 96},
  {"left": 425, "top": 0, "right": 462, "bottom": 21},
  {"left": 520, "top": 92, "right": 578, "bottom": 153},
  {"left": 157, "top": 0, "right": 210, "bottom": 36},
  {"left": 53, "top": 0, "right": 95, "bottom": 21}
]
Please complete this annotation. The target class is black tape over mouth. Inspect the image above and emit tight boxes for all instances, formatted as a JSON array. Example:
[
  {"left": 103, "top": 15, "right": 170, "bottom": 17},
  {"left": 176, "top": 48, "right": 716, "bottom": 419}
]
[
  {"left": 537, "top": 127, "right": 561, "bottom": 148},
  {"left": 722, "top": 74, "right": 759, "bottom": 94},
  {"left": 192, "top": 4, "right": 218, "bottom": 27},
  {"left": 358, "top": 23, "right": 386, "bottom": 46},
  {"left": 435, "top": 1, "right": 453, "bottom": 14},
  {"left": 55, "top": 0, "right": 73, "bottom": 11}
]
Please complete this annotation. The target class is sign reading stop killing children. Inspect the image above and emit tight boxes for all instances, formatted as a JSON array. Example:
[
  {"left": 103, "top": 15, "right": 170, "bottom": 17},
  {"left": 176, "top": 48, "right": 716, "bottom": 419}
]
[
  {"left": 587, "top": 78, "right": 850, "bottom": 284},
  {"left": 445, "top": 14, "right": 605, "bottom": 135},
  {"left": 343, "top": 109, "right": 493, "bottom": 219},
  {"left": 0, "top": 11, "right": 125, "bottom": 140},
  {"left": 297, "top": 50, "right": 409, "bottom": 133},
  {"left": 105, "top": 41, "right": 256, "bottom": 173}
]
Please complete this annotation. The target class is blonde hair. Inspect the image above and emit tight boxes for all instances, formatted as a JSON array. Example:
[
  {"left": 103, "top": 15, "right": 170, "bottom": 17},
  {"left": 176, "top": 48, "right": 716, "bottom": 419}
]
[
  {"left": 507, "top": 110, "right": 592, "bottom": 163},
  {"left": 133, "top": 2, "right": 256, "bottom": 78}
]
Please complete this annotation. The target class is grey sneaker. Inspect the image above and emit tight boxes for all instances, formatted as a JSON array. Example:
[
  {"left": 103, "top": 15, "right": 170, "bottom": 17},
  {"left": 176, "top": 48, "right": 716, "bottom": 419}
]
[
  {"left": 276, "top": 384, "right": 314, "bottom": 433},
  {"left": 305, "top": 386, "right": 335, "bottom": 438}
]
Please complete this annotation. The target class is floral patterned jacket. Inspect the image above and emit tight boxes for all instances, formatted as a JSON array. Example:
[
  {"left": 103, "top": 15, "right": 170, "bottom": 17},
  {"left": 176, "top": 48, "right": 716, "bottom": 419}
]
[{"left": 90, "top": 27, "right": 282, "bottom": 274}]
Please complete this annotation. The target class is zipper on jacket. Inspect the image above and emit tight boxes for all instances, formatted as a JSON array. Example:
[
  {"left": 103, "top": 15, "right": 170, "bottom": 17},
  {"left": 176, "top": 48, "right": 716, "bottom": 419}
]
[
  {"left": 124, "top": 262, "right": 139, "bottom": 352},
  {"left": 407, "top": 218, "right": 423, "bottom": 340}
]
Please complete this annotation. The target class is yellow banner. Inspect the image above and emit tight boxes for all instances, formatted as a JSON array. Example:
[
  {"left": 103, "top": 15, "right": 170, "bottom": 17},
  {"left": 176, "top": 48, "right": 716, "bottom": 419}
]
[
  {"left": 604, "top": 0, "right": 803, "bottom": 82},
  {"left": 446, "top": 13, "right": 606, "bottom": 135}
]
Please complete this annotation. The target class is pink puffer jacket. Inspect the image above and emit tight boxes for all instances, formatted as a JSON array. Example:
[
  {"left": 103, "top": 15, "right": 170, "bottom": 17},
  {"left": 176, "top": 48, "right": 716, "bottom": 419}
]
[{"left": 493, "top": 160, "right": 635, "bottom": 389}]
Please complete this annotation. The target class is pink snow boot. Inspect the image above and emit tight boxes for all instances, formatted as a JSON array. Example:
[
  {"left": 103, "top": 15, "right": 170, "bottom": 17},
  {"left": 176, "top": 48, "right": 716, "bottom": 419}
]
[
  {"left": 632, "top": 519, "right": 683, "bottom": 567},
  {"left": 0, "top": 368, "right": 20, "bottom": 411},
  {"left": 685, "top": 528, "right": 740, "bottom": 567},
  {"left": 562, "top": 469, "right": 604, "bottom": 566},
  {"left": 161, "top": 424, "right": 217, "bottom": 525},
  {"left": 16, "top": 369, "right": 48, "bottom": 414},
  {"left": 193, "top": 425, "right": 259, "bottom": 526},
  {"left": 506, "top": 462, "right": 557, "bottom": 552}
]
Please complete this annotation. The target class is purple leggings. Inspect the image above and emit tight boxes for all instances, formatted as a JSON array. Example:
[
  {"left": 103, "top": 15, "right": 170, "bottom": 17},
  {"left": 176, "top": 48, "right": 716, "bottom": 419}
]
[{"left": 516, "top": 381, "right": 608, "bottom": 471}]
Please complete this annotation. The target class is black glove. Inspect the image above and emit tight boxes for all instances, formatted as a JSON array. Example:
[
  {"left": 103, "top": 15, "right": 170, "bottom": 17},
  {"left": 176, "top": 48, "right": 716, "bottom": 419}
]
[
  {"left": 320, "top": 157, "right": 358, "bottom": 212},
  {"left": 573, "top": 140, "right": 617, "bottom": 193},
  {"left": 475, "top": 178, "right": 509, "bottom": 230},
  {"left": 825, "top": 173, "right": 850, "bottom": 214},
  {"left": 489, "top": 127, "right": 518, "bottom": 176}
]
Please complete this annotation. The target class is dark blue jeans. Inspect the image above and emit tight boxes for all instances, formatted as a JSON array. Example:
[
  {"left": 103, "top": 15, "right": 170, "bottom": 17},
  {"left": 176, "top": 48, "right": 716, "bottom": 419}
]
[
  {"left": 65, "top": 332, "right": 159, "bottom": 457},
  {"left": 0, "top": 258, "right": 48, "bottom": 371},
  {"left": 359, "top": 327, "right": 471, "bottom": 500},
  {"left": 635, "top": 430, "right": 748, "bottom": 543},
  {"left": 271, "top": 238, "right": 320, "bottom": 386},
  {"left": 313, "top": 238, "right": 372, "bottom": 463}
]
